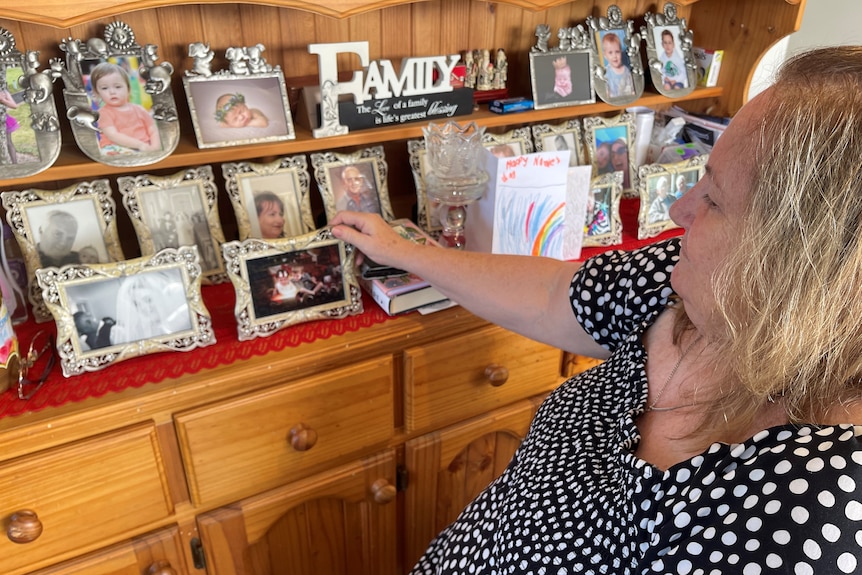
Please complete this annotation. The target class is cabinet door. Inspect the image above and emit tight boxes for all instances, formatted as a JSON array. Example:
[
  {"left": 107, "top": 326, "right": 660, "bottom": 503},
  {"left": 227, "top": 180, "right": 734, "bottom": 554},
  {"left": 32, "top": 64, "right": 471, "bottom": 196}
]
[
  {"left": 197, "top": 450, "right": 397, "bottom": 575},
  {"left": 403, "top": 396, "right": 543, "bottom": 570}
]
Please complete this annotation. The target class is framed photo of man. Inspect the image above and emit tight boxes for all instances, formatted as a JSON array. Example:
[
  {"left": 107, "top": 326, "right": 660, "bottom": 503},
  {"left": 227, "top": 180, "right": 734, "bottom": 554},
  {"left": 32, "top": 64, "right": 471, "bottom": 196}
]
[
  {"left": 586, "top": 6, "right": 645, "bottom": 106},
  {"left": 310, "top": 146, "right": 394, "bottom": 223},
  {"left": 530, "top": 49, "right": 594, "bottom": 110},
  {"left": 641, "top": 3, "right": 697, "bottom": 98},
  {"left": 583, "top": 113, "right": 638, "bottom": 198},
  {"left": 531, "top": 120, "right": 586, "bottom": 167},
  {"left": 636, "top": 154, "right": 707, "bottom": 239},
  {"left": 222, "top": 155, "right": 314, "bottom": 241},
  {"left": 1, "top": 179, "right": 125, "bottom": 322}
]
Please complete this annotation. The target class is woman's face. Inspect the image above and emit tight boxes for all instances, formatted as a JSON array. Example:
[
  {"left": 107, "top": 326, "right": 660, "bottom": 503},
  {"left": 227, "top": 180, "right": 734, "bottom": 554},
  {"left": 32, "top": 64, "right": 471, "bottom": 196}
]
[{"left": 258, "top": 201, "right": 285, "bottom": 239}]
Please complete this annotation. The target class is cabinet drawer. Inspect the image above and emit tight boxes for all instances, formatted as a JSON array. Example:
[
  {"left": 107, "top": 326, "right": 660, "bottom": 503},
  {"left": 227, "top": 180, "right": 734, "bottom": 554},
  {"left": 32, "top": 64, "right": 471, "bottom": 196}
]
[
  {"left": 404, "top": 325, "right": 564, "bottom": 432},
  {"left": 0, "top": 423, "right": 173, "bottom": 575},
  {"left": 175, "top": 356, "right": 395, "bottom": 507}
]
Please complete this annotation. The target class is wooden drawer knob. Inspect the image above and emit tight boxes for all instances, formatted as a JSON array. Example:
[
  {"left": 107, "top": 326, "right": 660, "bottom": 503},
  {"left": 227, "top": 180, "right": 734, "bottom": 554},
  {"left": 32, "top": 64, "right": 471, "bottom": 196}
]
[
  {"left": 7, "top": 509, "right": 43, "bottom": 543},
  {"left": 484, "top": 364, "right": 509, "bottom": 387},
  {"left": 288, "top": 423, "right": 318, "bottom": 452},
  {"left": 147, "top": 560, "right": 177, "bottom": 575},
  {"left": 371, "top": 479, "right": 397, "bottom": 504}
]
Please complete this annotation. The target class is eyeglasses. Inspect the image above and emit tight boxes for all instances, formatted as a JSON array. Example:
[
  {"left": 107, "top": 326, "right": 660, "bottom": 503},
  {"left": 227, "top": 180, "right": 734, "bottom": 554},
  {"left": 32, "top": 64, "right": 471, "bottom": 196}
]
[
  {"left": 17, "top": 331, "right": 56, "bottom": 401},
  {"left": 214, "top": 93, "right": 245, "bottom": 122}
]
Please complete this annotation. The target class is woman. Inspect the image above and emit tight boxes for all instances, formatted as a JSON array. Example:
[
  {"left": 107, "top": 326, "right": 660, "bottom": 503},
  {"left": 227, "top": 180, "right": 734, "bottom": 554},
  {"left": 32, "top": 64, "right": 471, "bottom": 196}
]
[{"left": 332, "top": 47, "right": 862, "bottom": 572}]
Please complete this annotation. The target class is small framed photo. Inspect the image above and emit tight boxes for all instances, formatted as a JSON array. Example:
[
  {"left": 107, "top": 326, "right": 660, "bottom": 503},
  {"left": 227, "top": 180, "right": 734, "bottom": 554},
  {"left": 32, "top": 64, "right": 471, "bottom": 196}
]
[
  {"left": 586, "top": 6, "right": 645, "bottom": 106},
  {"left": 530, "top": 47, "right": 595, "bottom": 110},
  {"left": 222, "top": 228, "right": 363, "bottom": 341},
  {"left": 1, "top": 179, "right": 125, "bottom": 322},
  {"left": 483, "top": 127, "right": 534, "bottom": 158},
  {"left": 222, "top": 156, "right": 314, "bottom": 241},
  {"left": 637, "top": 154, "right": 707, "bottom": 239},
  {"left": 531, "top": 120, "right": 586, "bottom": 167},
  {"left": 583, "top": 113, "right": 638, "bottom": 198},
  {"left": 406, "top": 139, "right": 442, "bottom": 236},
  {"left": 53, "top": 21, "right": 180, "bottom": 167},
  {"left": 0, "top": 27, "right": 62, "bottom": 179},
  {"left": 310, "top": 146, "right": 394, "bottom": 223},
  {"left": 35, "top": 246, "right": 215, "bottom": 377},
  {"left": 117, "top": 166, "right": 227, "bottom": 283},
  {"left": 642, "top": 3, "right": 697, "bottom": 98},
  {"left": 183, "top": 42, "right": 295, "bottom": 149},
  {"left": 583, "top": 171, "right": 623, "bottom": 248}
]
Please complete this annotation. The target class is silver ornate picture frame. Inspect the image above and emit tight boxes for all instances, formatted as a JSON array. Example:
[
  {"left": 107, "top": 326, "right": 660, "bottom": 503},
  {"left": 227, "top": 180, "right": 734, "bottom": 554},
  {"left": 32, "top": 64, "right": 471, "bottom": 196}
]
[
  {"left": 310, "top": 146, "right": 394, "bottom": 223},
  {"left": 586, "top": 6, "right": 645, "bottom": 106},
  {"left": 583, "top": 113, "right": 638, "bottom": 198},
  {"left": 117, "top": 166, "right": 227, "bottom": 284},
  {"left": 222, "top": 228, "right": 363, "bottom": 341},
  {"left": 406, "top": 138, "right": 442, "bottom": 236},
  {"left": 641, "top": 3, "right": 697, "bottom": 98},
  {"left": 583, "top": 171, "right": 623, "bottom": 248},
  {"left": 35, "top": 246, "right": 214, "bottom": 377},
  {"left": 183, "top": 42, "right": 295, "bottom": 149},
  {"left": 222, "top": 156, "right": 314, "bottom": 241},
  {"left": 483, "top": 127, "right": 535, "bottom": 158},
  {"left": 531, "top": 120, "right": 586, "bottom": 167},
  {"left": 51, "top": 21, "right": 179, "bottom": 167},
  {"left": 637, "top": 154, "right": 707, "bottom": 239},
  {"left": 0, "top": 28, "right": 61, "bottom": 179},
  {"left": 1, "top": 179, "right": 125, "bottom": 322},
  {"left": 529, "top": 24, "right": 595, "bottom": 110}
]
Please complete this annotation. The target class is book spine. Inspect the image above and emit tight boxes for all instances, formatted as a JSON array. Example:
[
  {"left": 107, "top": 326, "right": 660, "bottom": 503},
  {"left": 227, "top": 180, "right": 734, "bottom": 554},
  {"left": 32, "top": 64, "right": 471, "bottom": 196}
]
[{"left": 360, "top": 277, "right": 396, "bottom": 316}]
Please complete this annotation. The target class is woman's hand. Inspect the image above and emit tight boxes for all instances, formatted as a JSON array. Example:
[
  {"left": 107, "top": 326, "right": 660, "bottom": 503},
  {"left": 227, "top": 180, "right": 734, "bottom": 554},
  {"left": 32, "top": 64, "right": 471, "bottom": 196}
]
[{"left": 330, "top": 211, "right": 417, "bottom": 270}]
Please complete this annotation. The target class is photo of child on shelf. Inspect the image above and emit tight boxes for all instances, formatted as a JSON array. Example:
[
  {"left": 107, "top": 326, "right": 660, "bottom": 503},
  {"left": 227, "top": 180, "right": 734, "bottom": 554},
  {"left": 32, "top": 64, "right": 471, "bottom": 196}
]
[
  {"left": 1, "top": 66, "right": 41, "bottom": 165},
  {"left": 600, "top": 31, "right": 634, "bottom": 98}
]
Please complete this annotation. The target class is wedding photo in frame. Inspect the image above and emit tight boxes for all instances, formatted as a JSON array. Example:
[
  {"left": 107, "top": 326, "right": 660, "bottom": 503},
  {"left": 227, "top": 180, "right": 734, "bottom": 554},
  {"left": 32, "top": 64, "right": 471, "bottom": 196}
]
[
  {"left": 1, "top": 179, "right": 125, "bottom": 322},
  {"left": 637, "top": 154, "right": 708, "bottom": 239},
  {"left": 0, "top": 28, "right": 62, "bottom": 180},
  {"left": 483, "top": 127, "right": 535, "bottom": 158},
  {"left": 117, "top": 165, "right": 227, "bottom": 283},
  {"left": 583, "top": 171, "right": 623, "bottom": 248},
  {"left": 530, "top": 49, "right": 594, "bottom": 110},
  {"left": 222, "top": 228, "right": 363, "bottom": 341},
  {"left": 310, "top": 146, "right": 394, "bottom": 223},
  {"left": 531, "top": 120, "right": 586, "bottom": 167},
  {"left": 586, "top": 6, "right": 645, "bottom": 106},
  {"left": 642, "top": 3, "right": 697, "bottom": 98},
  {"left": 35, "top": 246, "right": 214, "bottom": 377},
  {"left": 222, "top": 155, "right": 314, "bottom": 241},
  {"left": 52, "top": 21, "right": 180, "bottom": 167},
  {"left": 583, "top": 113, "right": 638, "bottom": 198}
]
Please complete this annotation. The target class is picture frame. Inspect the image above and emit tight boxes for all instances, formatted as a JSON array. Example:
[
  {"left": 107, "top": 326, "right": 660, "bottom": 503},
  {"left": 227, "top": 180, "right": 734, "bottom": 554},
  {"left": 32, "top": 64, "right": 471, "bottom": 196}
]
[
  {"left": 583, "top": 171, "right": 623, "bottom": 248},
  {"left": 222, "top": 155, "right": 314, "bottom": 241},
  {"left": 531, "top": 120, "right": 586, "bottom": 167},
  {"left": 529, "top": 25, "right": 595, "bottom": 110},
  {"left": 0, "top": 27, "right": 62, "bottom": 179},
  {"left": 636, "top": 154, "right": 708, "bottom": 239},
  {"left": 1, "top": 179, "right": 126, "bottom": 322},
  {"left": 483, "top": 127, "right": 535, "bottom": 158},
  {"left": 583, "top": 113, "right": 638, "bottom": 198},
  {"left": 406, "top": 139, "right": 442, "bottom": 236},
  {"left": 117, "top": 166, "right": 228, "bottom": 284},
  {"left": 310, "top": 146, "right": 394, "bottom": 223},
  {"left": 222, "top": 228, "right": 363, "bottom": 341},
  {"left": 182, "top": 42, "right": 296, "bottom": 149},
  {"left": 641, "top": 3, "right": 697, "bottom": 98},
  {"left": 586, "top": 6, "right": 645, "bottom": 106},
  {"left": 51, "top": 21, "right": 179, "bottom": 167},
  {"left": 35, "top": 246, "right": 214, "bottom": 377}
]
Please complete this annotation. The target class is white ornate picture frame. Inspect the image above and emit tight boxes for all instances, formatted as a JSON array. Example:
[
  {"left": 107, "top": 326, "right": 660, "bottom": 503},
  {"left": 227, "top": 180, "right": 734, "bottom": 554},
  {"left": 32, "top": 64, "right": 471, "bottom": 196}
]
[
  {"left": 35, "top": 246, "right": 214, "bottom": 377},
  {"left": 529, "top": 24, "right": 595, "bottom": 110},
  {"left": 117, "top": 166, "right": 227, "bottom": 284},
  {"left": 1, "top": 179, "right": 125, "bottom": 322},
  {"left": 641, "top": 3, "right": 697, "bottom": 98},
  {"left": 406, "top": 139, "right": 442, "bottom": 236},
  {"left": 531, "top": 120, "right": 586, "bottom": 167},
  {"left": 583, "top": 171, "right": 623, "bottom": 248},
  {"left": 586, "top": 6, "right": 645, "bottom": 106},
  {"left": 222, "top": 155, "right": 314, "bottom": 241},
  {"left": 637, "top": 154, "right": 707, "bottom": 239},
  {"left": 222, "top": 228, "right": 363, "bottom": 341},
  {"left": 483, "top": 127, "right": 535, "bottom": 158},
  {"left": 583, "top": 112, "right": 638, "bottom": 198},
  {"left": 310, "top": 146, "right": 394, "bottom": 223}
]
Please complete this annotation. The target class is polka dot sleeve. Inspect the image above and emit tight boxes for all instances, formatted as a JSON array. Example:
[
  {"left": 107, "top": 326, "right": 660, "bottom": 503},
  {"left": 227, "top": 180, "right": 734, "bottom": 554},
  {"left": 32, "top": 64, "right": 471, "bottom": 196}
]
[{"left": 570, "top": 238, "right": 679, "bottom": 349}]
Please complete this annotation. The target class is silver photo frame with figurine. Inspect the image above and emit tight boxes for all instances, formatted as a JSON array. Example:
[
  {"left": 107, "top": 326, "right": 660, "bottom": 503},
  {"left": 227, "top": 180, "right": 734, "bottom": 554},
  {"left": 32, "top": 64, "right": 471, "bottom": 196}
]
[
  {"left": 310, "top": 146, "right": 394, "bottom": 223},
  {"left": 583, "top": 112, "right": 638, "bottom": 198},
  {"left": 0, "top": 27, "right": 62, "bottom": 180},
  {"left": 641, "top": 3, "right": 697, "bottom": 98},
  {"left": 183, "top": 42, "right": 295, "bottom": 149},
  {"left": 222, "top": 228, "right": 363, "bottom": 341},
  {"left": 637, "top": 154, "right": 707, "bottom": 240},
  {"left": 531, "top": 120, "right": 586, "bottom": 168},
  {"left": 586, "top": 6, "right": 645, "bottom": 106},
  {"left": 1, "top": 179, "right": 125, "bottom": 322},
  {"left": 529, "top": 24, "right": 595, "bottom": 110},
  {"left": 222, "top": 155, "right": 314, "bottom": 241},
  {"left": 51, "top": 21, "right": 179, "bottom": 167},
  {"left": 35, "top": 246, "right": 214, "bottom": 377}
]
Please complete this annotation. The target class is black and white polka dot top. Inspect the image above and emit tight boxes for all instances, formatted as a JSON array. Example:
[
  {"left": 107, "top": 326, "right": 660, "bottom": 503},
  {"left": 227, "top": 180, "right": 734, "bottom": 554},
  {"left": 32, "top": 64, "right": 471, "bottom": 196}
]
[{"left": 410, "top": 238, "right": 862, "bottom": 575}]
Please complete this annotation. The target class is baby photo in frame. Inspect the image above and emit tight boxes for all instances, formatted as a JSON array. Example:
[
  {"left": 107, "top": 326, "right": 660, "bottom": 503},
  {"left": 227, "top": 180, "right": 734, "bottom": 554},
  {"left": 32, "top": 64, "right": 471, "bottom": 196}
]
[
  {"left": 310, "top": 146, "right": 394, "bottom": 223},
  {"left": 586, "top": 6, "right": 645, "bottom": 106},
  {"left": 117, "top": 166, "right": 227, "bottom": 283},
  {"left": 637, "top": 154, "right": 707, "bottom": 239},
  {"left": 483, "top": 127, "right": 535, "bottom": 158},
  {"left": 531, "top": 120, "right": 586, "bottom": 167},
  {"left": 1, "top": 179, "right": 125, "bottom": 322},
  {"left": 642, "top": 3, "right": 697, "bottom": 98},
  {"left": 35, "top": 246, "right": 214, "bottom": 377},
  {"left": 583, "top": 113, "right": 637, "bottom": 197},
  {"left": 530, "top": 49, "right": 595, "bottom": 110},
  {"left": 222, "top": 155, "right": 314, "bottom": 241},
  {"left": 222, "top": 228, "right": 363, "bottom": 341},
  {"left": 583, "top": 171, "right": 623, "bottom": 248}
]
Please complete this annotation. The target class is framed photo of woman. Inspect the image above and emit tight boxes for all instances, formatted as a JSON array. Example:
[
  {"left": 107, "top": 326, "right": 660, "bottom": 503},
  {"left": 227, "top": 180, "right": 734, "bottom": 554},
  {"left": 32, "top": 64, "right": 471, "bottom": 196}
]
[
  {"left": 641, "top": 3, "right": 697, "bottom": 98},
  {"left": 35, "top": 246, "right": 214, "bottom": 377},
  {"left": 531, "top": 120, "right": 586, "bottom": 167},
  {"left": 583, "top": 113, "right": 638, "bottom": 198},
  {"left": 222, "top": 155, "right": 314, "bottom": 241},
  {"left": 1, "top": 179, "right": 125, "bottom": 322},
  {"left": 117, "top": 165, "right": 228, "bottom": 284},
  {"left": 310, "top": 146, "right": 394, "bottom": 223},
  {"left": 586, "top": 6, "right": 644, "bottom": 106},
  {"left": 636, "top": 154, "right": 707, "bottom": 239}
]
